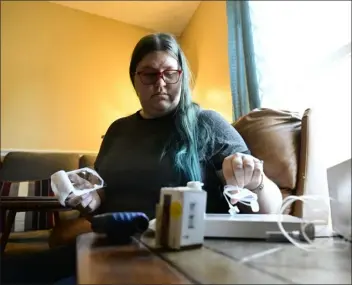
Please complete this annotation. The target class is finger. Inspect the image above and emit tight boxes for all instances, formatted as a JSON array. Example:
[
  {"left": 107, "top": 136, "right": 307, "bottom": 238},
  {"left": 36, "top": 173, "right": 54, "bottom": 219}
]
[
  {"left": 68, "top": 173, "right": 81, "bottom": 184},
  {"left": 251, "top": 160, "right": 264, "bottom": 189},
  {"left": 243, "top": 156, "right": 255, "bottom": 186},
  {"left": 79, "top": 192, "right": 100, "bottom": 213},
  {"left": 84, "top": 181, "right": 95, "bottom": 189},
  {"left": 73, "top": 183, "right": 85, "bottom": 190},
  {"left": 252, "top": 157, "right": 261, "bottom": 163},
  {"left": 78, "top": 181, "right": 94, "bottom": 190},
  {"left": 223, "top": 184, "right": 242, "bottom": 205},
  {"left": 255, "top": 160, "right": 264, "bottom": 172},
  {"left": 81, "top": 193, "right": 91, "bottom": 200},
  {"left": 81, "top": 193, "right": 93, "bottom": 208},
  {"left": 66, "top": 192, "right": 75, "bottom": 199},
  {"left": 231, "top": 154, "right": 244, "bottom": 188},
  {"left": 66, "top": 195, "right": 82, "bottom": 207},
  {"left": 87, "top": 197, "right": 100, "bottom": 213},
  {"left": 72, "top": 179, "right": 94, "bottom": 190},
  {"left": 230, "top": 192, "right": 240, "bottom": 204},
  {"left": 89, "top": 175, "right": 101, "bottom": 185},
  {"left": 254, "top": 159, "right": 264, "bottom": 174},
  {"left": 230, "top": 198, "right": 239, "bottom": 204},
  {"left": 228, "top": 188, "right": 241, "bottom": 205},
  {"left": 222, "top": 156, "right": 237, "bottom": 185}
]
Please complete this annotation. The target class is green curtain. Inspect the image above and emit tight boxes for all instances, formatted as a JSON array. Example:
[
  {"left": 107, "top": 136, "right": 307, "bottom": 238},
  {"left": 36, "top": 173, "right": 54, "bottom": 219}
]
[{"left": 226, "top": 1, "right": 261, "bottom": 121}]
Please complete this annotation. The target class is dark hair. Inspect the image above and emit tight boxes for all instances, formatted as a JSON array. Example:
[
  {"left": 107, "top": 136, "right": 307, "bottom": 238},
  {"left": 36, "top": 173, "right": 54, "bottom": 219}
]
[{"left": 129, "top": 33, "right": 209, "bottom": 182}]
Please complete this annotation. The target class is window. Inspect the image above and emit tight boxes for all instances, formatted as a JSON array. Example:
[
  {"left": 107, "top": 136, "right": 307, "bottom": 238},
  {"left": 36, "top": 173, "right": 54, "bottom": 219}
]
[
  {"left": 249, "top": 1, "right": 351, "bottom": 168},
  {"left": 248, "top": 1, "right": 351, "bottom": 228}
]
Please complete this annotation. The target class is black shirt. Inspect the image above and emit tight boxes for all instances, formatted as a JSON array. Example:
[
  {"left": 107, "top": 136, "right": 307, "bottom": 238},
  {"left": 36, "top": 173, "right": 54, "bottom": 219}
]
[{"left": 94, "top": 109, "right": 250, "bottom": 218}]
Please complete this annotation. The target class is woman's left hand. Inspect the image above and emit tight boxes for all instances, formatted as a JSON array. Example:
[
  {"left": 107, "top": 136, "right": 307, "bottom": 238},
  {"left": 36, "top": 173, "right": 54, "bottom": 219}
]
[{"left": 222, "top": 153, "right": 264, "bottom": 191}]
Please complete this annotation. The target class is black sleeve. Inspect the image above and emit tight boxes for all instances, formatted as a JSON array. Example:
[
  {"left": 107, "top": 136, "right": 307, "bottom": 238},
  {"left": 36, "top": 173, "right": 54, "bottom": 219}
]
[
  {"left": 94, "top": 120, "right": 119, "bottom": 173},
  {"left": 199, "top": 110, "right": 250, "bottom": 170}
]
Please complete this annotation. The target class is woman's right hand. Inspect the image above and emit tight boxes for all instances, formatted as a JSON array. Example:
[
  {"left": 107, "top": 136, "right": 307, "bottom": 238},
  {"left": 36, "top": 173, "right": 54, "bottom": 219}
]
[{"left": 65, "top": 191, "right": 102, "bottom": 215}]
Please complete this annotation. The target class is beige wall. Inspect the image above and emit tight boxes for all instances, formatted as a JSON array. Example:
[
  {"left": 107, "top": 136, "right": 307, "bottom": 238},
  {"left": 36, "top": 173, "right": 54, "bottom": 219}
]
[
  {"left": 1, "top": 1, "right": 231, "bottom": 153},
  {"left": 180, "top": 1, "right": 232, "bottom": 122},
  {"left": 1, "top": 1, "right": 152, "bottom": 152}
]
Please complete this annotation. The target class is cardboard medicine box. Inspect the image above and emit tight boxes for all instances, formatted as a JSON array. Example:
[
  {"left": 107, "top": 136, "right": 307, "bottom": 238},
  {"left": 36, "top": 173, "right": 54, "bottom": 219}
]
[{"left": 155, "top": 181, "right": 207, "bottom": 250}]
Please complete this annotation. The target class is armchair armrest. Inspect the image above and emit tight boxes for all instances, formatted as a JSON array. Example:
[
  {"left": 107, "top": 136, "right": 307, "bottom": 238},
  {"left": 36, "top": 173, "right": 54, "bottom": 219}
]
[
  {"left": 293, "top": 108, "right": 331, "bottom": 225},
  {"left": 0, "top": 196, "right": 64, "bottom": 211}
]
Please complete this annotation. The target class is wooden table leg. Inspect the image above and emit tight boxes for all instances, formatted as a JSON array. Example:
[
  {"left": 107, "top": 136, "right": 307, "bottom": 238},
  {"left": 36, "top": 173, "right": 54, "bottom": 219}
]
[{"left": 0, "top": 210, "right": 16, "bottom": 253}]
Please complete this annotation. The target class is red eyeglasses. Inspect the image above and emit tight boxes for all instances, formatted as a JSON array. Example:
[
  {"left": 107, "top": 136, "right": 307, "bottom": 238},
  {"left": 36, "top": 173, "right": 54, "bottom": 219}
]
[{"left": 135, "top": 70, "right": 182, "bottom": 85}]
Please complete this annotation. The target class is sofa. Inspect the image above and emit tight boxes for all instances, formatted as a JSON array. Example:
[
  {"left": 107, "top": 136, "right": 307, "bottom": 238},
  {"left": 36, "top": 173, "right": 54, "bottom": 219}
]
[
  {"left": 0, "top": 152, "right": 97, "bottom": 252},
  {"left": 0, "top": 108, "right": 329, "bottom": 253}
]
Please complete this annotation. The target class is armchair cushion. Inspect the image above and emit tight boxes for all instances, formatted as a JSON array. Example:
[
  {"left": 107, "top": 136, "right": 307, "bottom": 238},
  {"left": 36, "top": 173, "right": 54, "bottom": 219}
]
[{"left": 0, "top": 179, "right": 59, "bottom": 232}]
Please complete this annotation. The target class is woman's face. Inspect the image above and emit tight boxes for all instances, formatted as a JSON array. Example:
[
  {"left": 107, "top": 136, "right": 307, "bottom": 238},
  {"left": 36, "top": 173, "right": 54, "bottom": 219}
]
[{"left": 134, "top": 51, "right": 182, "bottom": 119}]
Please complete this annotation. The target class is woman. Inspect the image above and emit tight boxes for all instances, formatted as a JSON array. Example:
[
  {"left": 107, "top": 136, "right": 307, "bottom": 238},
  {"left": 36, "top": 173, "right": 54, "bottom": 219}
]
[
  {"left": 71, "top": 32, "right": 282, "bottom": 218},
  {"left": 1, "top": 33, "right": 282, "bottom": 284}
]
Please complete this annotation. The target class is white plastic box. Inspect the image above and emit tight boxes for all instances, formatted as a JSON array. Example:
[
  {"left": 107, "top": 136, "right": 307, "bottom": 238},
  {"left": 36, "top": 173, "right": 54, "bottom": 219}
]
[
  {"left": 327, "top": 158, "right": 351, "bottom": 241},
  {"left": 155, "top": 181, "right": 207, "bottom": 250}
]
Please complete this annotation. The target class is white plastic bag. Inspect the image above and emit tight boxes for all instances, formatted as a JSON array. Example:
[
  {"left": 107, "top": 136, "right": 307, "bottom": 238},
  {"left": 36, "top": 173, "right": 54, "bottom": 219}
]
[{"left": 51, "top": 167, "right": 105, "bottom": 206}]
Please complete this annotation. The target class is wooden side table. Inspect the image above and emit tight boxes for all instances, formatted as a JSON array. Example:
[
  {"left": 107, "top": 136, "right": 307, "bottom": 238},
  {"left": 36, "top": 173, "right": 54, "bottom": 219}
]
[{"left": 0, "top": 196, "right": 65, "bottom": 252}]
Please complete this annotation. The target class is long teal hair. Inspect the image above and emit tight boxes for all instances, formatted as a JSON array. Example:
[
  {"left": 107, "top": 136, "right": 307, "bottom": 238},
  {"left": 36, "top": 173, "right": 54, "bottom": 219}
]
[{"left": 129, "top": 33, "right": 210, "bottom": 182}]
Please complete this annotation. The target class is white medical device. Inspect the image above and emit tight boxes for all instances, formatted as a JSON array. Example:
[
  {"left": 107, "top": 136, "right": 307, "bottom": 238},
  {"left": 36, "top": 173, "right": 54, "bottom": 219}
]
[
  {"left": 327, "top": 158, "right": 351, "bottom": 241},
  {"left": 204, "top": 214, "right": 310, "bottom": 240}
]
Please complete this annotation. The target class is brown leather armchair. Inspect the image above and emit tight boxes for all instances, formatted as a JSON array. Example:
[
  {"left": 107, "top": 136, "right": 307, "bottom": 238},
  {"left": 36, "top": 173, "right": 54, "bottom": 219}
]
[{"left": 234, "top": 108, "right": 330, "bottom": 223}]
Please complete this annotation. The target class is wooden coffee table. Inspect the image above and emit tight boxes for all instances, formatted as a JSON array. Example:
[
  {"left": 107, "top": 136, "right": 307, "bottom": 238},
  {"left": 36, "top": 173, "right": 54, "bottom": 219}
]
[
  {"left": 77, "top": 232, "right": 351, "bottom": 284},
  {"left": 0, "top": 196, "right": 65, "bottom": 252}
]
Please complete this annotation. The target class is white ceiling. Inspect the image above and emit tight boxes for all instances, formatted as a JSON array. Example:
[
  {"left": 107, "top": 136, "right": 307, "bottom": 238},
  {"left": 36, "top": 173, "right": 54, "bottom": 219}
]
[{"left": 50, "top": 1, "right": 201, "bottom": 36}]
